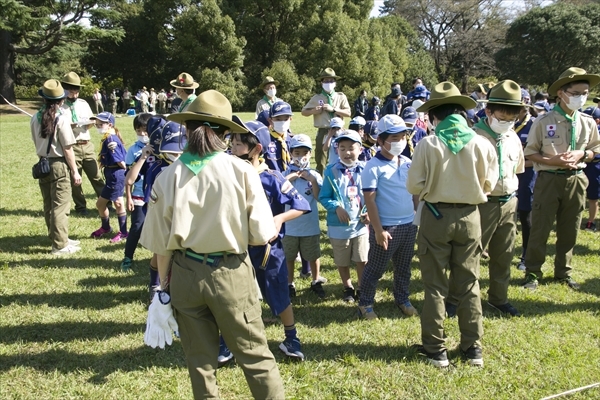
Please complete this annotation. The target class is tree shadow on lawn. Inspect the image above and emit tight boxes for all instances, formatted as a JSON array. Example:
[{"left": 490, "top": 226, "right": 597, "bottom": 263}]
[
  {"left": 0, "top": 288, "right": 146, "bottom": 311},
  {"left": 5, "top": 255, "right": 133, "bottom": 270},
  {"left": 77, "top": 271, "right": 150, "bottom": 289},
  {"left": 0, "top": 208, "right": 45, "bottom": 218},
  {"left": 0, "top": 344, "right": 187, "bottom": 384}
]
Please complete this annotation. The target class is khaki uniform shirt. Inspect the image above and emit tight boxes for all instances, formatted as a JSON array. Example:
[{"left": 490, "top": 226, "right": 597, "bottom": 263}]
[
  {"left": 255, "top": 97, "right": 279, "bottom": 118},
  {"left": 30, "top": 113, "right": 76, "bottom": 158},
  {"left": 475, "top": 125, "right": 525, "bottom": 196},
  {"left": 61, "top": 98, "right": 94, "bottom": 141},
  {"left": 524, "top": 109, "right": 600, "bottom": 172},
  {"left": 140, "top": 153, "right": 276, "bottom": 257},
  {"left": 407, "top": 135, "right": 499, "bottom": 204},
  {"left": 302, "top": 92, "right": 351, "bottom": 128}
]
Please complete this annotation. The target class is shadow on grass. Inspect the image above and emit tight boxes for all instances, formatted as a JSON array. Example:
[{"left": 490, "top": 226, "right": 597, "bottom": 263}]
[
  {"left": 77, "top": 271, "right": 151, "bottom": 289},
  {"left": 5, "top": 256, "right": 132, "bottom": 270},
  {"left": 0, "top": 208, "right": 44, "bottom": 218},
  {"left": 0, "top": 288, "right": 146, "bottom": 311}
]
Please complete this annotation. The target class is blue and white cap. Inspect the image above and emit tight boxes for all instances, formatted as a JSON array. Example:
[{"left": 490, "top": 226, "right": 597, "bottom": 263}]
[
  {"left": 270, "top": 101, "right": 293, "bottom": 118},
  {"left": 349, "top": 116, "right": 366, "bottom": 127},
  {"left": 401, "top": 107, "right": 418, "bottom": 124},
  {"left": 334, "top": 130, "right": 362, "bottom": 144},
  {"left": 289, "top": 134, "right": 313, "bottom": 150},
  {"left": 376, "top": 114, "right": 410, "bottom": 135},
  {"left": 330, "top": 117, "right": 344, "bottom": 129}
]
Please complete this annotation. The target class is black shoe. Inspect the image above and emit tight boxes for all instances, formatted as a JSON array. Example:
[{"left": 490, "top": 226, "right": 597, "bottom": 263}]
[
  {"left": 522, "top": 273, "right": 539, "bottom": 290},
  {"left": 445, "top": 302, "right": 457, "bottom": 318},
  {"left": 288, "top": 284, "right": 296, "bottom": 298},
  {"left": 355, "top": 289, "right": 361, "bottom": 301},
  {"left": 555, "top": 277, "right": 580, "bottom": 290},
  {"left": 416, "top": 345, "right": 449, "bottom": 368},
  {"left": 76, "top": 208, "right": 89, "bottom": 216},
  {"left": 310, "top": 281, "right": 326, "bottom": 299},
  {"left": 461, "top": 345, "right": 484, "bottom": 367},
  {"left": 342, "top": 287, "right": 356, "bottom": 302},
  {"left": 487, "top": 302, "right": 520, "bottom": 317}
]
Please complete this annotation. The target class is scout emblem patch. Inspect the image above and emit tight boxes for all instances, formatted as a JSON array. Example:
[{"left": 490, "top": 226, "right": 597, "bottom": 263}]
[
  {"left": 546, "top": 124, "right": 556, "bottom": 137},
  {"left": 268, "top": 142, "right": 277, "bottom": 154}
]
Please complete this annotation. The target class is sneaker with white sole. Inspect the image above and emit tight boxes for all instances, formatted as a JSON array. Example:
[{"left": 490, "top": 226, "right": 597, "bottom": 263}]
[
  {"left": 218, "top": 340, "right": 234, "bottom": 367},
  {"left": 418, "top": 347, "right": 449, "bottom": 368},
  {"left": 279, "top": 337, "right": 305, "bottom": 361},
  {"left": 462, "top": 345, "right": 484, "bottom": 367},
  {"left": 51, "top": 244, "right": 81, "bottom": 255},
  {"left": 68, "top": 238, "right": 80, "bottom": 246}
]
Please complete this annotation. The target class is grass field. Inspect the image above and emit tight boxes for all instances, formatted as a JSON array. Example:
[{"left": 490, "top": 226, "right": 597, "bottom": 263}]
[{"left": 1, "top": 107, "right": 599, "bottom": 400}]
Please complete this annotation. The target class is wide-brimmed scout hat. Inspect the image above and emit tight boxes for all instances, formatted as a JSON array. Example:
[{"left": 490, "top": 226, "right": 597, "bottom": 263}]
[
  {"left": 477, "top": 82, "right": 496, "bottom": 94},
  {"left": 548, "top": 67, "right": 600, "bottom": 97},
  {"left": 60, "top": 72, "right": 84, "bottom": 88},
  {"left": 478, "top": 80, "right": 531, "bottom": 107},
  {"left": 416, "top": 81, "right": 477, "bottom": 112},
  {"left": 318, "top": 68, "right": 341, "bottom": 81},
  {"left": 170, "top": 72, "right": 200, "bottom": 89},
  {"left": 166, "top": 90, "right": 247, "bottom": 133},
  {"left": 39, "top": 79, "right": 67, "bottom": 100},
  {"left": 260, "top": 76, "right": 278, "bottom": 88}
]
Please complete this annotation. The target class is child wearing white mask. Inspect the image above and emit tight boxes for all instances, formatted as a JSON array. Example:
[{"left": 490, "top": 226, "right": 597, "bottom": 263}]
[
  {"left": 90, "top": 112, "right": 129, "bottom": 243},
  {"left": 358, "top": 114, "right": 419, "bottom": 319},
  {"left": 265, "top": 101, "right": 294, "bottom": 173},
  {"left": 256, "top": 76, "right": 280, "bottom": 118},
  {"left": 282, "top": 134, "right": 327, "bottom": 298},
  {"left": 323, "top": 117, "right": 345, "bottom": 166}
]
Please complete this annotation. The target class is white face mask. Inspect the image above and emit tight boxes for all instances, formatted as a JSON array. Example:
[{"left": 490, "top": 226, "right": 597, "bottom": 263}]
[
  {"left": 563, "top": 93, "right": 587, "bottom": 112},
  {"left": 137, "top": 135, "right": 149, "bottom": 144},
  {"left": 273, "top": 120, "right": 290, "bottom": 134},
  {"left": 340, "top": 159, "right": 358, "bottom": 168},
  {"left": 490, "top": 117, "right": 514, "bottom": 134},
  {"left": 292, "top": 155, "right": 309, "bottom": 169},
  {"left": 322, "top": 82, "right": 336, "bottom": 93},
  {"left": 97, "top": 126, "right": 108, "bottom": 134},
  {"left": 164, "top": 153, "right": 179, "bottom": 162},
  {"left": 386, "top": 140, "right": 406, "bottom": 156},
  {"left": 266, "top": 88, "right": 276, "bottom": 98}
]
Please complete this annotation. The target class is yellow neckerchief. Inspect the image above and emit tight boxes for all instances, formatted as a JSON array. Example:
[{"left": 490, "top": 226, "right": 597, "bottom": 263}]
[
  {"left": 98, "top": 128, "right": 116, "bottom": 161},
  {"left": 269, "top": 130, "right": 291, "bottom": 169},
  {"left": 255, "top": 161, "right": 269, "bottom": 174},
  {"left": 514, "top": 113, "right": 531, "bottom": 134}
]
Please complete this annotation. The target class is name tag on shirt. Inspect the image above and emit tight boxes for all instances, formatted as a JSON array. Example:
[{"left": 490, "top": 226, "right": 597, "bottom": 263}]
[{"left": 347, "top": 186, "right": 358, "bottom": 197}]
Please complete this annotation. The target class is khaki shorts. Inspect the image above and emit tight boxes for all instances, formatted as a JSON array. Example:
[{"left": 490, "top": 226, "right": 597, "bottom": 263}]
[
  {"left": 330, "top": 234, "right": 369, "bottom": 266},
  {"left": 282, "top": 234, "right": 321, "bottom": 262}
]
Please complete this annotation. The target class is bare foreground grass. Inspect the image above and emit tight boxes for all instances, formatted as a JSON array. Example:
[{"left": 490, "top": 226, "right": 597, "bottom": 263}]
[{"left": 1, "top": 111, "right": 599, "bottom": 400}]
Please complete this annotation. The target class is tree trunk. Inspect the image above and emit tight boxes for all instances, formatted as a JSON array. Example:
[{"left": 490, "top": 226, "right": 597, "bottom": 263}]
[{"left": 1, "top": 30, "right": 17, "bottom": 104}]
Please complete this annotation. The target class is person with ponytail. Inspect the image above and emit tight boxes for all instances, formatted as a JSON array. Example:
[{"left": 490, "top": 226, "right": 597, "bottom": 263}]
[
  {"left": 90, "top": 112, "right": 128, "bottom": 243},
  {"left": 31, "top": 79, "right": 83, "bottom": 254}
]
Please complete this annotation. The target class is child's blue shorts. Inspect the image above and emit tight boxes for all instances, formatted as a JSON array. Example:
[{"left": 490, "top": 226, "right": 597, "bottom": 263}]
[
  {"left": 101, "top": 167, "right": 125, "bottom": 201},
  {"left": 517, "top": 167, "right": 536, "bottom": 212},
  {"left": 249, "top": 239, "right": 291, "bottom": 316},
  {"left": 584, "top": 161, "right": 600, "bottom": 200}
]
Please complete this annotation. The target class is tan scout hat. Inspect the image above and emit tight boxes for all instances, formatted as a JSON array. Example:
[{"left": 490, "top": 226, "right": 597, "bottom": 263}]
[
  {"left": 479, "top": 80, "right": 531, "bottom": 107},
  {"left": 261, "top": 76, "right": 278, "bottom": 88},
  {"left": 477, "top": 82, "right": 496, "bottom": 94},
  {"left": 39, "top": 79, "right": 67, "bottom": 100},
  {"left": 60, "top": 71, "right": 84, "bottom": 88},
  {"left": 170, "top": 72, "right": 200, "bottom": 89},
  {"left": 318, "top": 67, "right": 341, "bottom": 81},
  {"left": 548, "top": 67, "right": 600, "bottom": 96},
  {"left": 416, "top": 81, "right": 477, "bottom": 112},
  {"left": 167, "top": 90, "right": 248, "bottom": 133}
]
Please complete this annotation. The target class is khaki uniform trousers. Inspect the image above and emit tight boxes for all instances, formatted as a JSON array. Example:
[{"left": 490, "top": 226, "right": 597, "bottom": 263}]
[
  {"left": 71, "top": 141, "right": 104, "bottom": 211},
  {"left": 39, "top": 159, "right": 72, "bottom": 250},
  {"left": 417, "top": 204, "right": 483, "bottom": 354},
  {"left": 170, "top": 251, "right": 284, "bottom": 400},
  {"left": 314, "top": 127, "right": 329, "bottom": 174},
  {"left": 448, "top": 197, "right": 518, "bottom": 306},
  {"left": 525, "top": 171, "right": 588, "bottom": 279}
]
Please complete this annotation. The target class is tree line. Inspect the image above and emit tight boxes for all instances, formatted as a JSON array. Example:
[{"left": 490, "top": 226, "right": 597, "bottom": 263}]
[{"left": 1, "top": 0, "right": 599, "bottom": 109}]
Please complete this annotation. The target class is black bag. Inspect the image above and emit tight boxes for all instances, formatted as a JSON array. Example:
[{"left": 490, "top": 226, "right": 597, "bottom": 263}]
[{"left": 32, "top": 117, "right": 58, "bottom": 179}]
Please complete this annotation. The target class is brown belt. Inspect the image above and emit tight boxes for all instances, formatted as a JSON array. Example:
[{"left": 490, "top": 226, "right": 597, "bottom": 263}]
[{"left": 76, "top": 140, "right": 89, "bottom": 145}]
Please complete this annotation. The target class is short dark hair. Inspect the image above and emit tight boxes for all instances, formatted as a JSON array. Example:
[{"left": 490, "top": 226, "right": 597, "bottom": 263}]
[
  {"left": 183, "top": 88, "right": 195, "bottom": 95},
  {"left": 231, "top": 132, "right": 260, "bottom": 150},
  {"left": 560, "top": 80, "right": 590, "bottom": 92},
  {"left": 348, "top": 123, "right": 364, "bottom": 131},
  {"left": 486, "top": 103, "right": 521, "bottom": 117},
  {"left": 428, "top": 104, "right": 468, "bottom": 123},
  {"left": 412, "top": 77, "right": 422, "bottom": 85},
  {"left": 133, "top": 113, "right": 154, "bottom": 130},
  {"left": 377, "top": 131, "right": 406, "bottom": 146},
  {"left": 391, "top": 82, "right": 401, "bottom": 87},
  {"left": 62, "top": 83, "right": 79, "bottom": 91},
  {"left": 534, "top": 92, "right": 548, "bottom": 101}
]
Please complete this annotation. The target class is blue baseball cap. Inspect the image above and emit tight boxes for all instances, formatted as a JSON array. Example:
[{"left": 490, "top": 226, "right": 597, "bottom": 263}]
[
  {"left": 401, "top": 107, "right": 418, "bottom": 124},
  {"left": 231, "top": 116, "right": 272, "bottom": 153},
  {"left": 334, "top": 130, "right": 362, "bottom": 145},
  {"left": 330, "top": 117, "right": 344, "bottom": 129},
  {"left": 466, "top": 109, "right": 477, "bottom": 124},
  {"left": 289, "top": 134, "right": 313, "bottom": 150},
  {"left": 148, "top": 116, "right": 187, "bottom": 154},
  {"left": 364, "top": 120, "right": 378, "bottom": 140},
  {"left": 412, "top": 85, "right": 429, "bottom": 99},
  {"left": 256, "top": 110, "right": 270, "bottom": 127},
  {"left": 91, "top": 112, "right": 115, "bottom": 126},
  {"left": 521, "top": 88, "right": 530, "bottom": 100},
  {"left": 377, "top": 114, "right": 410, "bottom": 135},
  {"left": 533, "top": 101, "right": 551, "bottom": 112},
  {"left": 270, "top": 101, "right": 293, "bottom": 118},
  {"left": 583, "top": 106, "right": 600, "bottom": 119}
]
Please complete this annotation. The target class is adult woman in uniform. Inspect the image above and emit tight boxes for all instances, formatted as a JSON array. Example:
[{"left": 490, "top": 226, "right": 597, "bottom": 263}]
[
  {"left": 140, "top": 90, "right": 284, "bottom": 399},
  {"left": 31, "top": 80, "right": 82, "bottom": 254}
]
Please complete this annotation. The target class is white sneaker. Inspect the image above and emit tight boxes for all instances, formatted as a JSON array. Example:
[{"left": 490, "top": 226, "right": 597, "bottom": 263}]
[
  {"left": 314, "top": 276, "right": 328, "bottom": 284},
  {"left": 52, "top": 244, "right": 81, "bottom": 255},
  {"left": 68, "top": 238, "right": 81, "bottom": 246}
]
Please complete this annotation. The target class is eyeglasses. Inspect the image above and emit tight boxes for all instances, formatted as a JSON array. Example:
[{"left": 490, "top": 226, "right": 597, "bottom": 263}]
[{"left": 565, "top": 90, "right": 588, "bottom": 97}]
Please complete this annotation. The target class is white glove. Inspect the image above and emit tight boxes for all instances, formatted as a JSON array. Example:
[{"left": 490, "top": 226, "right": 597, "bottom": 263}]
[
  {"left": 144, "top": 291, "right": 179, "bottom": 349},
  {"left": 107, "top": 141, "right": 117, "bottom": 151}
]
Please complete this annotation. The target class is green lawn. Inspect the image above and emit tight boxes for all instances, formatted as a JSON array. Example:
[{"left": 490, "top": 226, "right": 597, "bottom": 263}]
[{"left": 1, "top": 110, "right": 599, "bottom": 400}]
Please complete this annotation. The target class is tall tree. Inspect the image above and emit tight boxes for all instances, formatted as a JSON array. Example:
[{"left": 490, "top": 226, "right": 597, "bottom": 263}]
[
  {"left": 0, "top": 0, "right": 123, "bottom": 103},
  {"left": 495, "top": 2, "right": 600, "bottom": 86}
]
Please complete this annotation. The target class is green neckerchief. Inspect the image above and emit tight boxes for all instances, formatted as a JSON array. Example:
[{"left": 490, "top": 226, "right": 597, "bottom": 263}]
[
  {"left": 65, "top": 98, "right": 78, "bottom": 122},
  {"left": 178, "top": 94, "right": 197, "bottom": 113},
  {"left": 553, "top": 103, "right": 577, "bottom": 150},
  {"left": 474, "top": 117, "right": 505, "bottom": 179},
  {"left": 179, "top": 150, "right": 221, "bottom": 175},
  {"left": 262, "top": 95, "right": 278, "bottom": 108},
  {"left": 435, "top": 114, "right": 476, "bottom": 155},
  {"left": 321, "top": 89, "right": 335, "bottom": 118},
  {"left": 36, "top": 106, "right": 47, "bottom": 124}
]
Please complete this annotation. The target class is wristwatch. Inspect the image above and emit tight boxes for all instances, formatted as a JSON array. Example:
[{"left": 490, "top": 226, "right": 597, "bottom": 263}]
[{"left": 157, "top": 290, "right": 171, "bottom": 305}]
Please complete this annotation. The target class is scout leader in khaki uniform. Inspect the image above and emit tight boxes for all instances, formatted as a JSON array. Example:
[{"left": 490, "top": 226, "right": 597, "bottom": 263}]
[
  {"left": 170, "top": 72, "right": 198, "bottom": 113},
  {"left": 31, "top": 80, "right": 83, "bottom": 254},
  {"left": 522, "top": 67, "right": 600, "bottom": 291},
  {"left": 301, "top": 68, "right": 351, "bottom": 174},
  {"left": 255, "top": 76, "right": 280, "bottom": 118},
  {"left": 447, "top": 80, "right": 526, "bottom": 317},
  {"left": 407, "top": 82, "right": 498, "bottom": 369},
  {"left": 60, "top": 72, "right": 105, "bottom": 215},
  {"left": 140, "top": 90, "right": 285, "bottom": 399}
]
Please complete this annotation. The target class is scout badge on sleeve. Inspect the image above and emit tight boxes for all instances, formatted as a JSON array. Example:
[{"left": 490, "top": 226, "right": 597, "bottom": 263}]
[{"left": 546, "top": 125, "right": 556, "bottom": 138}]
